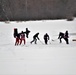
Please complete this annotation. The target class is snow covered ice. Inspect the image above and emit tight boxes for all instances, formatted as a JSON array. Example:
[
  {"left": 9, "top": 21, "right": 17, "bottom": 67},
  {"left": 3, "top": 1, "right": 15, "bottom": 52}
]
[{"left": 0, "top": 19, "right": 76, "bottom": 75}]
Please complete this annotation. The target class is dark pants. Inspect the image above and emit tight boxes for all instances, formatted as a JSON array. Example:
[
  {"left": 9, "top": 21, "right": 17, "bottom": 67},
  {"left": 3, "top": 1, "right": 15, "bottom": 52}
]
[
  {"left": 44, "top": 39, "right": 48, "bottom": 44},
  {"left": 26, "top": 34, "right": 28, "bottom": 38},
  {"left": 59, "top": 37, "right": 63, "bottom": 43},
  {"left": 64, "top": 38, "right": 69, "bottom": 44},
  {"left": 31, "top": 38, "right": 37, "bottom": 44},
  {"left": 59, "top": 37, "right": 69, "bottom": 44}
]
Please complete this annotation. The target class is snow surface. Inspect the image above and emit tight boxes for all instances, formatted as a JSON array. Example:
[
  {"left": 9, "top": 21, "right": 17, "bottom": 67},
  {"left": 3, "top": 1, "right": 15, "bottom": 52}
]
[{"left": 0, "top": 19, "right": 76, "bottom": 75}]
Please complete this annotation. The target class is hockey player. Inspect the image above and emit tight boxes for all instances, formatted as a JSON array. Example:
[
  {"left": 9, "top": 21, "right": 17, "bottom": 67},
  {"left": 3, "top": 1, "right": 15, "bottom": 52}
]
[
  {"left": 58, "top": 31, "right": 69, "bottom": 44},
  {"left": 13, "top": 28, "right": 20, "bottom": 46},
  {"left": 44, "top": 33, "right": 50, "bottom": 44},
  {"left": 58, "top": 32, "right": 64, "bottom": 43},
  {"left": 25, "top": 28, "right": 30, "bottom": 38},
  {"left": 20, "top": 31, "right": 26, "bottom": 45},
  {"left": 15, "top": 33, "right": 20, "bottom": 45},
  {"left": 30, "top": 32, "right": 40, "bottom": 44},
  {"left": 64, "top": 31, "right": 69, "bottom": 44}
]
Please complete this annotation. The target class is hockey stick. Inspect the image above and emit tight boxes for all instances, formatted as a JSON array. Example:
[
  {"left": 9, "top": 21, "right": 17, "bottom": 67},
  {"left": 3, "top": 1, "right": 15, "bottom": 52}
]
[
  {"left": 39, "top": 40, "right": 44, "bottom": 45},
  {"left": 52, "top": 38, "right": 58, "bottom": 41}
]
